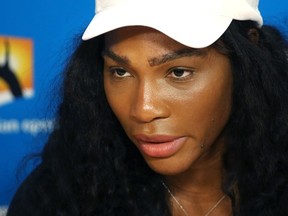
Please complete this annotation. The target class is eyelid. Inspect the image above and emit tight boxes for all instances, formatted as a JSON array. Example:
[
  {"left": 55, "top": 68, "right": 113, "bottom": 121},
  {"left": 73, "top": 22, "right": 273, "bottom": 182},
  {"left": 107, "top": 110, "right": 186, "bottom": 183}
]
[
  {"left": 166, "top": 67, "right": 195, "bottom": 81},
  {"left": 108, "top": 66, "right": 132, "bottom": 78}
]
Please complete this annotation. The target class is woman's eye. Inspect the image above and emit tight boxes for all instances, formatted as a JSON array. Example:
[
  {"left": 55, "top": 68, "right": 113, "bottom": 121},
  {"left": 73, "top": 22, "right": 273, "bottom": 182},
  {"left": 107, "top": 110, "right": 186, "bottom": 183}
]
[
  {"left": 168, "top": 68, "right": 194, "bottom": 80},
  {"left": 110, "top": 68, "right": 131, "bottom": 78}
]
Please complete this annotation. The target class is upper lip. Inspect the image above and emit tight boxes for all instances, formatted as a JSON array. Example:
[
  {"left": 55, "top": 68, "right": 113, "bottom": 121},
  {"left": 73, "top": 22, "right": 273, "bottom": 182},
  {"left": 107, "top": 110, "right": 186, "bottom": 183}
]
[{"left": 134, "top": 134, "right": 182, "bottom": 143}]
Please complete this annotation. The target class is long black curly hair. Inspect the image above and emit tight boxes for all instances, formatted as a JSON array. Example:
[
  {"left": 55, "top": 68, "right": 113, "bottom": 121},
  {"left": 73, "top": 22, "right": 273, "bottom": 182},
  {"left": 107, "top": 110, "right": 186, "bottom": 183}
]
[{"left": 7, "top": 20, "right": 288, "bottom": 216}]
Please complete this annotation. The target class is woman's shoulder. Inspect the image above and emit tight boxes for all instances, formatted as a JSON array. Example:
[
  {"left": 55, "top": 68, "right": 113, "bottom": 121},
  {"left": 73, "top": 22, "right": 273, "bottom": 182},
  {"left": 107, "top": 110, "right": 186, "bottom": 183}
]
[{"left": 6, "top": 164, "right": 58, "bottom": 216}]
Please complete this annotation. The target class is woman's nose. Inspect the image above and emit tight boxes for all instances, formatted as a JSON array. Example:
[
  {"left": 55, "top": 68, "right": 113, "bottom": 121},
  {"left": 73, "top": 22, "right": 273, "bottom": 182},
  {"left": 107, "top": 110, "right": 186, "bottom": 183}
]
[{"left": 129, "top": 80, "right": 170, "bottom": 123}]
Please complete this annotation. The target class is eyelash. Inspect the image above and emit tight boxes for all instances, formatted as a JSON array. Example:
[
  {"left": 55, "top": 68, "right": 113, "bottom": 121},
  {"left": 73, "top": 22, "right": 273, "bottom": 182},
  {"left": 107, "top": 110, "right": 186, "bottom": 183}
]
[
  {"left": 167, "top": 68, "right": 194, "bottom": 81},
  {"left": 108, "top": 67, "right": 132, "bottom": 78},
  {"left": 107, "top": 67, "right": 194, "bottom": 81}
]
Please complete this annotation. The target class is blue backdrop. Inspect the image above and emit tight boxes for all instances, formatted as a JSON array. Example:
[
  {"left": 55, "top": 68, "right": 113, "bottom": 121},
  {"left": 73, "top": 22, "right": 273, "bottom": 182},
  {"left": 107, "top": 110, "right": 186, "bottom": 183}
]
[{"left": 0, "top": 0, "right": 287, "bottom": 209}]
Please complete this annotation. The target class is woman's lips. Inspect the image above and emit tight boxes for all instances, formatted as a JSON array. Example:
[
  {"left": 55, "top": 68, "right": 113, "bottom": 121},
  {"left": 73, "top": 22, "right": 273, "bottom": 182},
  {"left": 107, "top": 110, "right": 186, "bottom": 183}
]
[{"left": 134, "top": 135, "right": 187, "bottom": 158}]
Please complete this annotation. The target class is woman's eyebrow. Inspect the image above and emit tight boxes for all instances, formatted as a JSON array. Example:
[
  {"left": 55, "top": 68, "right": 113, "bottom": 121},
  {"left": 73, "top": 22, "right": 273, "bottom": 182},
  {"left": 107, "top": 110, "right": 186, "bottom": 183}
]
[
  {"left": 102, "top": 48, "right": 206, "bottom": 66},
  {"left": 102, "top": 49, "right": 130, "bottom": 65},
  {"left": 148, "top": 48, "right": 207, "bottom": 66}
]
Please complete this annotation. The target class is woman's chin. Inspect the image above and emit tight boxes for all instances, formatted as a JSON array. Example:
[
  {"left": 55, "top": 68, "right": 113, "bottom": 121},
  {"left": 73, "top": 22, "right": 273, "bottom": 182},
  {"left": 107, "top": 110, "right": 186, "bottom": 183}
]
[{"left": 143, "top": 156, "right": 196, "bottom": 176}]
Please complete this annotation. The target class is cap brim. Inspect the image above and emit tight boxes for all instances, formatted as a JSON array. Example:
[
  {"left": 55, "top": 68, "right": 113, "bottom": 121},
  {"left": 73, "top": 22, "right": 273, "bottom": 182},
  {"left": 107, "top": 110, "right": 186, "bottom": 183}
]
[{"left": 82, "top": 3, "right": 232, "bottom": 48}]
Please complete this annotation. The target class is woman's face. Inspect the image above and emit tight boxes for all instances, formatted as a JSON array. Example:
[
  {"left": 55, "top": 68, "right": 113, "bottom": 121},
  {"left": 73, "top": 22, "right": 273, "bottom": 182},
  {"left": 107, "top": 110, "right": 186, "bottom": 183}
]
[{"left": 103, "top": 27, "right": 232, "bottom": 175}]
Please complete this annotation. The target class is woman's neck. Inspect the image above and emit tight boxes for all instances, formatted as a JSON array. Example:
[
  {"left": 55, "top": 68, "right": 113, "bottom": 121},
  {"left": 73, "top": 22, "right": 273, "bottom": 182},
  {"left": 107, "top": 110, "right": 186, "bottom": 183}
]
[{"left": 163, "top": 143, "right": 231, "bottom": 215}]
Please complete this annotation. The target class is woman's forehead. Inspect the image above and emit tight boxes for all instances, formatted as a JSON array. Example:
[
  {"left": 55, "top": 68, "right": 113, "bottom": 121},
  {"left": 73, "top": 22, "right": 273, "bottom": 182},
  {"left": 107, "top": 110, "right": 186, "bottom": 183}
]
[
  {"left": 104, "top": 26, "right": 184, "bottom": 47},
  {"left": 103, "top": 26, "right": 213, "bottom": 55},
  {"left": 102, "top": 26, "right": 219, "bottom": 66}
]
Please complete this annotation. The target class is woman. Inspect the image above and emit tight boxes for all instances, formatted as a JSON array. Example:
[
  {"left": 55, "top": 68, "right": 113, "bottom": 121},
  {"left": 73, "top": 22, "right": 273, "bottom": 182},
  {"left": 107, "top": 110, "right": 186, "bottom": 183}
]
[{"left": 7, "top": 0, "right": 288, "bottom": 215}]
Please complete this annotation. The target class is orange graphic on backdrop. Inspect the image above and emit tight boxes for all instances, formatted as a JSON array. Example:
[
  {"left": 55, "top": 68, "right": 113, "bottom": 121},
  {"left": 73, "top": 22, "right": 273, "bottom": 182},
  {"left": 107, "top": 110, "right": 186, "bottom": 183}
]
[{"left": 0, "top": 36, "right": 34, "bottom": 105}]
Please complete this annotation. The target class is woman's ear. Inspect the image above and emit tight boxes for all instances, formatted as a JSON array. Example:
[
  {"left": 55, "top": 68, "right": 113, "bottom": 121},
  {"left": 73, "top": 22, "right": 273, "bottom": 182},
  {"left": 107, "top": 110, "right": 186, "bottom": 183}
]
[{"left": 247, "top": 28, "right": 260, "bottom": 44}]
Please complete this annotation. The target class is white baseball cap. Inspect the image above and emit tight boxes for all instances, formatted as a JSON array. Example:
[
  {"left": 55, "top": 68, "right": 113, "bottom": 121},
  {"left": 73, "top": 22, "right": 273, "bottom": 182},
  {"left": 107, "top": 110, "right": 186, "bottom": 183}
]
[{"left": 82, "top": 0, "right": 263, "bottom": 48}]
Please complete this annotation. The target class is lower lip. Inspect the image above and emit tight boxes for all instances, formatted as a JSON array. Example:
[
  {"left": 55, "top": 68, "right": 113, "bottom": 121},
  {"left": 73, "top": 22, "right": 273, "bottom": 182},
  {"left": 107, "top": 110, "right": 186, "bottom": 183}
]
[{"left": 138, "top": 137, "right": 187, "bottom": 158}]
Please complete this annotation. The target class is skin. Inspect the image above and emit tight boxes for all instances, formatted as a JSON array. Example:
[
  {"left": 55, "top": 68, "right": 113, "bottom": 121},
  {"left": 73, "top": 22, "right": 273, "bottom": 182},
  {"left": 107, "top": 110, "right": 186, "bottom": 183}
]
[{"left": 103, "top": 26, "right": 232, "bottom": 215}]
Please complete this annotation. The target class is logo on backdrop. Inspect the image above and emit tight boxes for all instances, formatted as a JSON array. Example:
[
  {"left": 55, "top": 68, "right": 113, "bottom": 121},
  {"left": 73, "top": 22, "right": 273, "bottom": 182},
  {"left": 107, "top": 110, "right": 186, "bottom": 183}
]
[{"left": 0, "top": 36, "right": 34, "bottom": 106}]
